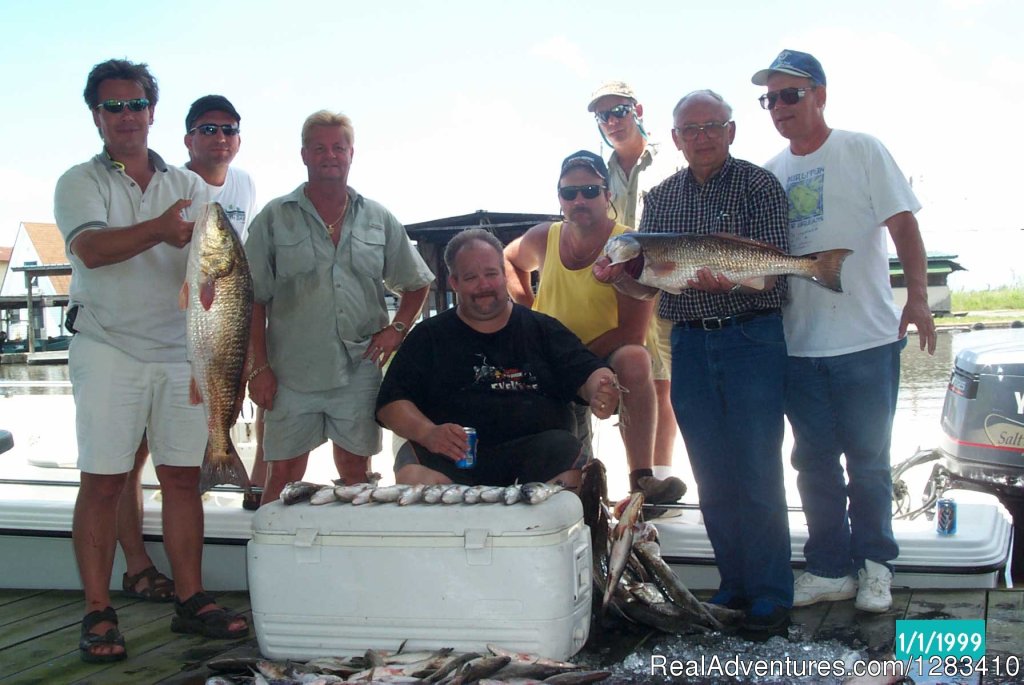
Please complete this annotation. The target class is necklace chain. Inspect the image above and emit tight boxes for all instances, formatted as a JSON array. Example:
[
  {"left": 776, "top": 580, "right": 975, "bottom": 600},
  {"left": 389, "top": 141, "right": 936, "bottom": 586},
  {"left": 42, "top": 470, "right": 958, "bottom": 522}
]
[{"left": 563, "top": 223, "right": 603, "bottom": 265}]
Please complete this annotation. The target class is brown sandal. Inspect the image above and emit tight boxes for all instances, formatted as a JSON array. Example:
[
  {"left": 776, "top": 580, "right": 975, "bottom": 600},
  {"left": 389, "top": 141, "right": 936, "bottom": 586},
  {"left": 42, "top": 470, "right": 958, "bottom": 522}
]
[{"left": 122, "top": 565, "right": 176, "bottom": 602}]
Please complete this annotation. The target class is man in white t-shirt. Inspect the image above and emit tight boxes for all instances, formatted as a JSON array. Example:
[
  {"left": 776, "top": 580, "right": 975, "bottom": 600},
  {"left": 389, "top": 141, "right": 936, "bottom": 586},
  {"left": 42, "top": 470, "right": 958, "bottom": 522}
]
[
  {"left": 752, "top": 49, "right": 936, "bottom": 614},
  {"left": 117, "top": 95, "right": 261, "bottom": 609},
  {"left": 181, "top": 95, "right": 264, "bottom": 508}
]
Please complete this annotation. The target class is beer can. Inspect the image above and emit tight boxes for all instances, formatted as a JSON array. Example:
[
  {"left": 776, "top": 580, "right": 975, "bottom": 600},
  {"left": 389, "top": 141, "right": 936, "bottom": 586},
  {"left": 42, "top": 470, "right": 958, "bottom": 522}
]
[
  {"left": 456, "top": 427, "right": 477, "bottom": 469},
  {"left": 936, "top": 497, "right": 957, "bottom": 535}
]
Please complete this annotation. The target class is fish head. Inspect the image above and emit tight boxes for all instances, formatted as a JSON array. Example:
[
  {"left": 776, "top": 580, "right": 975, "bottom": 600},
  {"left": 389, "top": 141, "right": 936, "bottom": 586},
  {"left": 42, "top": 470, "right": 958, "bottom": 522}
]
[
  {"left": 190, "top": 202, "right": 245, "bottom": 280},
  {"left": 603, "top": 234, "right": 642, "bottom": 265}
]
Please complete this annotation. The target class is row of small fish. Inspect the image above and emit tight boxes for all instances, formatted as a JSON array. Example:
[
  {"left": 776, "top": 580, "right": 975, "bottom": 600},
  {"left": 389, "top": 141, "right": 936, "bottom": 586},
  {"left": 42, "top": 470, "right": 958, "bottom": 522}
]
[
  {"left": 280, "top": 481, "right": 564, "bottom": 507},
  {"left": 205, "top": 643, "right": 610, "bottom": 684}
]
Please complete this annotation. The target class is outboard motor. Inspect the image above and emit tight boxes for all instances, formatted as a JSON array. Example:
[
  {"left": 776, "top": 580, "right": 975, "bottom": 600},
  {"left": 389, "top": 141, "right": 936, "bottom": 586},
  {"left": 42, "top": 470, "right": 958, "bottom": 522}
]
[{"left": 935, "top": 329, "right": 1024, "bottom": 575}]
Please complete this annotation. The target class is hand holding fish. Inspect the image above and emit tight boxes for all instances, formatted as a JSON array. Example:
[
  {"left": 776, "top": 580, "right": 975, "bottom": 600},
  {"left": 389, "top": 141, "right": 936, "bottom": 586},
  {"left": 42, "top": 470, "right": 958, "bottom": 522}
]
[
  {"left": 687, "top": 266, "right": 762, "bottom": 294},
  {"left": 592, "top": 255, "right": 658, "bottom": 301},
  {"left": 583, "top": 369, "right": 620, "bottom": 420},
  {"left": 152, "top": 198, "right": 195, "bottom": 248},
  {"left": 363, "top": 324, "right": 403, "bottom": 368},
  {"left": 248, "top": 362, "right": 277, "bottom": 410}
]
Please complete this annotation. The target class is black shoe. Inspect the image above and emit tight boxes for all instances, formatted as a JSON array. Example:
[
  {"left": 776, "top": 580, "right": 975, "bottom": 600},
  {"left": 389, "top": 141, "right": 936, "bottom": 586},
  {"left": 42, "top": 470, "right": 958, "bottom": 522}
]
[
  {"left": 635, "top": 475, "right": 686, "bottom": 504},
  {"left": 709, "top": 589, "right": 747, "bottom": 611},
  {"left": 742, "top": 599, "right": 790, "bottom": 633}
]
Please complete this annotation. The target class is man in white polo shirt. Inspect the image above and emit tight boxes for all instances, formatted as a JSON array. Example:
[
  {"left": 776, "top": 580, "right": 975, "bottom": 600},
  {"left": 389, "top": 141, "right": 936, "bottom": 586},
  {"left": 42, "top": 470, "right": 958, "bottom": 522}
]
[{"left": 55, "top": 58, "right": 248, "bottom": 663}]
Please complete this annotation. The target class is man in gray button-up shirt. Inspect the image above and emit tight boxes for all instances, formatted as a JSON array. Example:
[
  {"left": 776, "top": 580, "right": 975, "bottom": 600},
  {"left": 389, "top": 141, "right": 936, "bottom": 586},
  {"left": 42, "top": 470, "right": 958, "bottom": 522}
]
[{"left": 245, "top": 110, "right": 433, "bottom": 504}]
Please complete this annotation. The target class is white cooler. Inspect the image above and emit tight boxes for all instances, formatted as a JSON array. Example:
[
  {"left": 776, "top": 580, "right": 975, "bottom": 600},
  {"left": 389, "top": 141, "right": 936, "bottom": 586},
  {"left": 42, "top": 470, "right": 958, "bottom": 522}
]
[{"left": 247, "top": 490, "right": 592, "bottom": 660}]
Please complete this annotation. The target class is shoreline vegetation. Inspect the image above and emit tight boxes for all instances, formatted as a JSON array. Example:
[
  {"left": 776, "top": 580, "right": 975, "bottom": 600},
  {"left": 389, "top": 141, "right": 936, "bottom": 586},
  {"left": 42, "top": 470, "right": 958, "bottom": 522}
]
[{"left": 936, "top": 286, "right": 1024, "bottom": 329}]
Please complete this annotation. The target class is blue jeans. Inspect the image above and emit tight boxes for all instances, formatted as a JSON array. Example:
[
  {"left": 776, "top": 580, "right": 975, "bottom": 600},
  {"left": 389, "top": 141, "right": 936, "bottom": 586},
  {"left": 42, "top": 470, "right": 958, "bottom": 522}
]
[
  {"left": 671, "top": 314, "right": 793, "bottom": 608},
  {"left": 786, "top": 339, "right": 905, "bottom": 577}
]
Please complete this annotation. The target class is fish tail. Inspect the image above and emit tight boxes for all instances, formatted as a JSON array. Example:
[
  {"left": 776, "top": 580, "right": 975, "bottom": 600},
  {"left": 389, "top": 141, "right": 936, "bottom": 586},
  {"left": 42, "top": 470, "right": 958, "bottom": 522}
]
[
  {"left": 807, "top": 248, "right": 853, "bottom": 292},
  {"left": 198, "top": 439, "right": 251, "bottom": 494}
]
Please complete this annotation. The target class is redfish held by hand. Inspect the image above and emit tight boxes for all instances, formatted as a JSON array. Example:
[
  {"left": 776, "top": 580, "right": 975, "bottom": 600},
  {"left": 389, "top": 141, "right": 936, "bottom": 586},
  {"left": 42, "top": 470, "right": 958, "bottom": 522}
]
[
  {"left": 604, "top": 232, "right": 851, "bottom": 293},
  {"left": 179, "top": 202, "right": 253, "bottom": 493}
]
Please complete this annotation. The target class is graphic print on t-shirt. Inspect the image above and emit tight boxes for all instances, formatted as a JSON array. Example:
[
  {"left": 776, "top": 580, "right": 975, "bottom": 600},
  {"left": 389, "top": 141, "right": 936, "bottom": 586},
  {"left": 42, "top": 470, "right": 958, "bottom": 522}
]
[
  {"left": 784, "top": 167, "right": 824, "bottom": 230},
  {"left": 473, "top": 354, "right": 539, "bottom": 392}
]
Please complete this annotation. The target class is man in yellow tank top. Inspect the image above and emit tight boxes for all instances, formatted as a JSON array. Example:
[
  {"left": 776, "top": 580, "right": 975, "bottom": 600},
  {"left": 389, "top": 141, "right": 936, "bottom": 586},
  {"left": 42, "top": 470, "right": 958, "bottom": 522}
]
[{"left": 504, "top": 151, "right": 685, "bottom": 504}]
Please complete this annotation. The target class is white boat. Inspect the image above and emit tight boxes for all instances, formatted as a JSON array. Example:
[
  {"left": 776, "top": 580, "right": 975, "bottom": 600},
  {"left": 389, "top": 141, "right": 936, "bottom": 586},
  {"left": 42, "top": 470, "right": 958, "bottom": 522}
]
[{"left": 1, "top": 329, "right": 1019, "bottom": 593}]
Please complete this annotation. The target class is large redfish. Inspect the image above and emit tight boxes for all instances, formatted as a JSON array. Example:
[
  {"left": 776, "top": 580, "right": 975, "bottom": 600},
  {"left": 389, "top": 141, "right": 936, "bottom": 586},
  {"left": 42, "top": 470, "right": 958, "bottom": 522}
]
[
  {"left": 604, "top": 232, "right": 851, "bottom": 293},
  {"left": 179, "top": 202, "right": 253, "bottom": 493}
]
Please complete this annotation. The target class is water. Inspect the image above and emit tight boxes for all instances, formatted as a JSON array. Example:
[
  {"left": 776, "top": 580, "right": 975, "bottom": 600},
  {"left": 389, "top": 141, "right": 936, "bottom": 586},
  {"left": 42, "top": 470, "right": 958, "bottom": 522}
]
[{"left": 0, "top": 331, "right": 960, "bottom": 496}]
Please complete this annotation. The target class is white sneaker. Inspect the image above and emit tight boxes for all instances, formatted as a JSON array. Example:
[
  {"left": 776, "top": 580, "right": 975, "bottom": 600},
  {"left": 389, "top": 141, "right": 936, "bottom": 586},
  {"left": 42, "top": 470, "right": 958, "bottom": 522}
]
[
  {"left": 793, "top": 571, "right": 857, "bottom": 606},
  {"left": 855, "top": 560, "right": 893, "bottom": 613}
]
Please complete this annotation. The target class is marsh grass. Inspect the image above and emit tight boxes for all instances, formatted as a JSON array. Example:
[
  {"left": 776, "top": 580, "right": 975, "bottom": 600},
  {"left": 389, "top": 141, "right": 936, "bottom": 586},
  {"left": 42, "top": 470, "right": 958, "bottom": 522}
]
[{"left": 951, "top": 287, "right": 1024, "bottom": 312}]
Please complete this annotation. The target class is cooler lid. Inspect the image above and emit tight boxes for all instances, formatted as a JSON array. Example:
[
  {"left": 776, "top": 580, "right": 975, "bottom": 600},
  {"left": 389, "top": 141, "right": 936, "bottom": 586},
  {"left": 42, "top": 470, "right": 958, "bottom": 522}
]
[
  {"left": 251, "top": 490, "right": 583, "bottom": 540},
  {"left": 953, "top": 329, "right": 1024, "bottom": 376}
]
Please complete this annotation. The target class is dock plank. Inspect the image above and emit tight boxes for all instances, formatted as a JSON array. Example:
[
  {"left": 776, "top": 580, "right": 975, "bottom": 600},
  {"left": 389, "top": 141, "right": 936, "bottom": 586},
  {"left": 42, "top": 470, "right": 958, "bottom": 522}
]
[
  {"left": 903, "top": 590, "right": 986, "bottom": 685},
  {"left": 0, "top": 592, "right": 249, "bottom": 685},
  {"left": 809, "top": 589, "right": 912, "bottom": 656},
  {"left": 985, "top": 590, "right": 1024, "bottom": 685}
]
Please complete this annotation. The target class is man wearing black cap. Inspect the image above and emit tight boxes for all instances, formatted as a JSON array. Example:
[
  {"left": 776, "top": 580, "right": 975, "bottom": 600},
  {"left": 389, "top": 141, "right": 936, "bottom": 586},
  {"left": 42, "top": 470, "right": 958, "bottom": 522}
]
[
  {"left": 183, "top": 95, "right": 256, "bottom": 241},
  {"left": 183, "top": 94, "right": 265, "bottom": 507},
  {"left": 752, "top": 50, "right": 936, "bottom": 614},
  {"left": 504, "top": 150, "right": 685, "bottom": 505}
]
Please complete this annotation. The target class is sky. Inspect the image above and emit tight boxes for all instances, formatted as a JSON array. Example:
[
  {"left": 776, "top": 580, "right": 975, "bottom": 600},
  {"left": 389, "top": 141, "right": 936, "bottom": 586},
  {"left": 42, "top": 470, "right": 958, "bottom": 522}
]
[{"left": 2, "top": 0, "right": 1022, "bottom": 290}]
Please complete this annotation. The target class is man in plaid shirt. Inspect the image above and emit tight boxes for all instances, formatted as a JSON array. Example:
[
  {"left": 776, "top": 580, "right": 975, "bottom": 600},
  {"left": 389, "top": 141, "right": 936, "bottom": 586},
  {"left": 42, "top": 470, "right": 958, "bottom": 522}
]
[{"left": 595, "top": 89, "right": 793, "bottom": 635}]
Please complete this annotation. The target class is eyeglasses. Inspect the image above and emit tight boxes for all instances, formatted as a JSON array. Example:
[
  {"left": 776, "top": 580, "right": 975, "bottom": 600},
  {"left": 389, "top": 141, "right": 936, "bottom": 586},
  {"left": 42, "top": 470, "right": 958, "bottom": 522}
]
[
  {"left": 558, "top": 184, "right": 605, "bottom": 201},
  {"left": 673, "top": 121, "right": 732, "bottom": 141},
  {"left": 758, "top": 87, "right": 816, "bottom": 110},
  {"left": 188, "top": 124, "right": 241, "bottom": 136},
  {"left": 95, "top": 98, "right": 150, "bottom": 113},
  {"left": 594, "top": 104, "right": 634, "bottom": 124}
]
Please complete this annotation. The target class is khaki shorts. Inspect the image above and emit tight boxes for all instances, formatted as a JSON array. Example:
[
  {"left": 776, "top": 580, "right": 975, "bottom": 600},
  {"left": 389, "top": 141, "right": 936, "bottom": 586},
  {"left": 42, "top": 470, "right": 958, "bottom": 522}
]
[
  {"left": 647, "top": 315, "right": 673, "bottom": 382},
  {"left": 262, "top": 360, "right": 383, "bottom": 461},
  {"left": 69, "top": 334, "right": 206, "bottom": 475}
]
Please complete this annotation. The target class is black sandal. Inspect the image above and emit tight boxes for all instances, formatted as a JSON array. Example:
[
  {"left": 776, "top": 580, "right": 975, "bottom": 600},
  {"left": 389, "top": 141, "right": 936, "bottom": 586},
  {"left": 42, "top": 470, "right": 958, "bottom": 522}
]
[
  {"left": 122, "top": 565, "right": 175, "bottom": 602},
  {"left": 170, "top": 591, "right": 249, "bottom": 639},
  {"left": 79, "top": 606, "right": 127, "bottom": 663}
]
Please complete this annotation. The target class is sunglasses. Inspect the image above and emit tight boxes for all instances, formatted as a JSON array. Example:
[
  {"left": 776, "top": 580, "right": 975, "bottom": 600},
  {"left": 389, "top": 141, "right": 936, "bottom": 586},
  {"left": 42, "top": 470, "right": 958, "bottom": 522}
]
[
  {"left": 674, "top": 121, "right": 732, "bottom": 141},
  {"left": 558, "top": 184, "right": 605, "bottom": 201},
  {"left": 594, "top": 103, "right": 634, "bottom": 124},
  {"left": 758, "top": 87, "right": 816, "bottom": 110},
  {"left": 188, "top": 124, "right": 241, "bottom": 136},
  {"left": 95, "top": 98, "right": 150, "bottom": 113}
]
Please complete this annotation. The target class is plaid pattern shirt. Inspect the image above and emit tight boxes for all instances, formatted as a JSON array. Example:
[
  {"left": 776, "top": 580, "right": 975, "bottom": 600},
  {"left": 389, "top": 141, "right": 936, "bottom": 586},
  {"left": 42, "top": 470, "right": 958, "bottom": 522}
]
[{"left": 639, "top": 156, "right": 790, "bottom": 322}]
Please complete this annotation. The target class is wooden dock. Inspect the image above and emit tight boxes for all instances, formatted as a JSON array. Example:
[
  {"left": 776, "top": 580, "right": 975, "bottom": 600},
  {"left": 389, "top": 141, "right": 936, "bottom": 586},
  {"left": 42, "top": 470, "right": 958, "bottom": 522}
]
[{"left": 1, "top": 587, "right": 1020, "bottom": 684}]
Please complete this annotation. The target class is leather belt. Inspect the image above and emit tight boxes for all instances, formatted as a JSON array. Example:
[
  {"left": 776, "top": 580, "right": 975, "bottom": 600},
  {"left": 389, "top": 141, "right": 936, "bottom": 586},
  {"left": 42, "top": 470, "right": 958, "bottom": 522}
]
[{"left": 678, "top": 308, "right": 780, "bottom": 331}]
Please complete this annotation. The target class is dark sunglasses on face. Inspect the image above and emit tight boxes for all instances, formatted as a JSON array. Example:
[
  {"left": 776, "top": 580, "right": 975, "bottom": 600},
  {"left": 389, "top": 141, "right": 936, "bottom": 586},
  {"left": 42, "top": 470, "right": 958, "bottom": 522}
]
[
  {"left": 758, "top": 86, "right": 816, "bottom": 110},
  {"left": 558, "top": 184, "right": 605, "bottom": 201},
  {"left": 594, "top": 103, "right": 634, "bottom": 124},
  {"left": 188, "top": 124, "right": 241, "bottom": 136},
  {"left": 95, "top": 98, "right": 150, "bottom": 113}
]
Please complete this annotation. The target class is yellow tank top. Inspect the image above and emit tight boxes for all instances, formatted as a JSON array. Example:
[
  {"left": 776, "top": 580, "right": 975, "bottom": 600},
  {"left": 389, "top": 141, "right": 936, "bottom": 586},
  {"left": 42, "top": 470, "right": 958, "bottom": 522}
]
[{"left": 533, "top": 221, "right": 628, "bottom": 346}]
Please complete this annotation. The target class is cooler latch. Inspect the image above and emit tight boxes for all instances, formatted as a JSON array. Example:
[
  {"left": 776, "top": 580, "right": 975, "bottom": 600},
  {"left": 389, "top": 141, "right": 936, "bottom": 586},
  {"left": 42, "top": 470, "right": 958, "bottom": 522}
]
[
  {"left": 293, "top": 527, "right": 321, "bottom": 564},
  {"left": 464, "top": 528, "right": 492, "bottom": 565}
]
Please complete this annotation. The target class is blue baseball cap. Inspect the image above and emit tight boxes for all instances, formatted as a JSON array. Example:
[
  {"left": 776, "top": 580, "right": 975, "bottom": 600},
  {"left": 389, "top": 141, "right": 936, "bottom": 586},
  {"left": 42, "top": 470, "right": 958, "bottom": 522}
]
[
  {"left": 751, "top": 50, "right": 826, "bottom": 86},
  {"left": 559, "top": 150, "right": 609, "bottom": 181}
]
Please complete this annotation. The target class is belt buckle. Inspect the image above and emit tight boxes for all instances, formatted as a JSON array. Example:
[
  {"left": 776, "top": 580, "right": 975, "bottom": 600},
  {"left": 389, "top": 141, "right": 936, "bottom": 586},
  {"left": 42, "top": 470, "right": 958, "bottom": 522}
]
[{"left": 700, "top": 317, "right": 723, "bottom": 331}]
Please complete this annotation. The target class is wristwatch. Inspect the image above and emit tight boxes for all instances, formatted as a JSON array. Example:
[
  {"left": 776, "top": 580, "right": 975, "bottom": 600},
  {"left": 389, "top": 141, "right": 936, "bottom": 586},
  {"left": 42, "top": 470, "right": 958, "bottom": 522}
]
[{"left": 391, "top": 321, "right": 408, "bottom": 335}]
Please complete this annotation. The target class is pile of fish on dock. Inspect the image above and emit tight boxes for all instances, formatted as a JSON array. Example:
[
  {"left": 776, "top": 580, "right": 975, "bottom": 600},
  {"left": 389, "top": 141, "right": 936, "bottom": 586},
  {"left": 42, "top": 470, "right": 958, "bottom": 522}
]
[
  {"left": 279, "top": 477, "right": 565, "bottom": 506},
  {"left": 580, "top": 460, "right": 743, "bottom": 635},
  {"left": 205, "top": 644, "right": 611, "bottom": 684}
]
